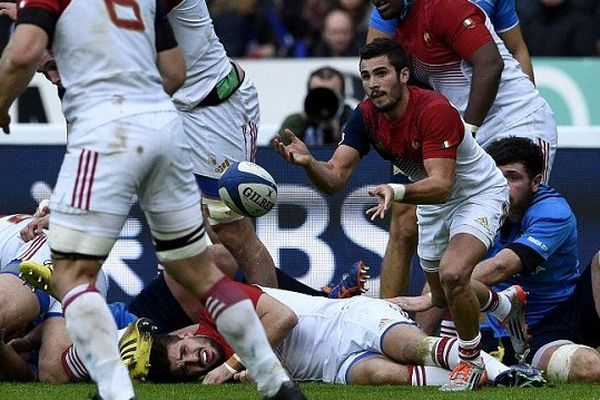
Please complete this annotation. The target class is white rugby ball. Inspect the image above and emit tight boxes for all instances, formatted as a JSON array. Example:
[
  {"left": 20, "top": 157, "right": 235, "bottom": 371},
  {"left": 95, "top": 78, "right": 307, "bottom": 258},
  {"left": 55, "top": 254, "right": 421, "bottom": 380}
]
[{"left": 218, "top": 161, "right": 277, "bottom": 218}]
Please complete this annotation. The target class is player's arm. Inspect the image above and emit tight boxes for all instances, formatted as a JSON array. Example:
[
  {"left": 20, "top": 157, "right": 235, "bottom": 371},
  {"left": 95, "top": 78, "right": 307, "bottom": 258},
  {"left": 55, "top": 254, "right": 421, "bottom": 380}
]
[
  {"left": 274, "top": 129, "right": 361, "bottom": 195},
  {"left": 367, "top": 6, "right": 395, "bottom": 42},
  {"left": 0, "top": 329, "right": 37, "bottom": 381},
  {"left": 367, "top": 103, "right": 461, "bottom": 218},
  {"left": 368, "top": 157, "right": 455, "bottom": 219},
  {"left": 499, "top": 25, "right": 534, "bottom": 83},
  {"left": 155, "top": 0, "right": 185, "bottom": 95},
  {"left": 471, "top": 248, "right": 524, "bottom": 285},
  {"left": 0, "top": 22, "right": 48, "bottom": 133},
  {"left": 462, "top": 41, "right": 502, "bottom": 129},
  {"left": 436, "top": 1, "right": 503, "bottom": 131},
  {"left": 474, "top": 206, "right": 574, "bottom": 285},
  {"left": 255, "top": 292, "right": 298, "bottom": 346}
]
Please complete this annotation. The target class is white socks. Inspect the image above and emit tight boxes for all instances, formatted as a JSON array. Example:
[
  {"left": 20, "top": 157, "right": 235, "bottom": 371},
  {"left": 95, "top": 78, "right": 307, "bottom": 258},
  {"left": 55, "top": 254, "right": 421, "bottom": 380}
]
[
  {"left": 214, "top": 299, "right": 289, "bottom": 397},
  {"left": 63, "top": 286, "right": 134, "bottom": 400}
]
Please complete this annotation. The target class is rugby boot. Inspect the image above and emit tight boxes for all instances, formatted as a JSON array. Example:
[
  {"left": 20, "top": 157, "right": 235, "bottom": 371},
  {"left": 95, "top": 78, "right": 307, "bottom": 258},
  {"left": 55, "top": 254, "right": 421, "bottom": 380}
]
[
  {"left": 321, "top": 260, "right": 370, "bottom": 298},
  {"left": 500, "top": 285, "right": 530, "bottom": 361},
  {"left": 263, "top": 381, "right": 307, "bottom": 400},
  {"left": 440, "top": 357, "right": 487, "bottom": 391},
  {"left": 19, "top": 260, "right": 56, "bottom": 297},
  {"left": 492, "top": 363, "right": 546, "bottom": 388},
  {"left": 119, "top": 318, "right": 158, "bottom": 380}
]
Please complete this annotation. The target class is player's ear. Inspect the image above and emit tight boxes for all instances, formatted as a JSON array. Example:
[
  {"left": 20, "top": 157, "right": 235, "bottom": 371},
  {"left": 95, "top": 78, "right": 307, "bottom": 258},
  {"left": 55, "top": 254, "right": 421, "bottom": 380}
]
[
  {"left": 399, "top": 66, "right": 410, "bottom": 84},
  {"left": 532, "top": 173, "right": 543, "bottom": 191}
]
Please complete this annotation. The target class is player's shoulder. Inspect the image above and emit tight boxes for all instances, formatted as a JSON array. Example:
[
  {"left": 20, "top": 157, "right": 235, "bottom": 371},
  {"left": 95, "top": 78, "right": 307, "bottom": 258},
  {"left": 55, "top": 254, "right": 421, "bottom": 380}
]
[
  {"left": 527, "top": 185, "right": 574, "bottom": 221},
  {"left": 409, "top": 87, "right": 455, "bottom": 114}
]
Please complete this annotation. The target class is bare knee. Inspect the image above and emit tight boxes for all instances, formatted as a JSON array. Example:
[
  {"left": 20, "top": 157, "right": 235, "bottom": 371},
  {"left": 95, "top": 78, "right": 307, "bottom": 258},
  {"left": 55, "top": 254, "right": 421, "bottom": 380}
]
[
  {"left": 568, "top": 348, "right": 600, "bottom": 382},
  {"left": 38, "top": 361, "right": 72, "bottom": 383},
  {"left": 439, "top": 268, "right": 470, "bottom": 296}
]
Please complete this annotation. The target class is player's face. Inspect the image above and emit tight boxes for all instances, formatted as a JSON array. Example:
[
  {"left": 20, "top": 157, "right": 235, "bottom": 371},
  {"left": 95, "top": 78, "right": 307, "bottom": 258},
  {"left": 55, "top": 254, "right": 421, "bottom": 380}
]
[
  {"left": 360, "top": 55, "right": 407, "bottom": 113},
  {"left": 372, "top": 0, "right": 404, "bottom": 20},
  {"left": 499, "top": 162, "right": 541, "bottom": 222},
  {"left": 167, "top": 335, "right": 224, "bottom": 379}
]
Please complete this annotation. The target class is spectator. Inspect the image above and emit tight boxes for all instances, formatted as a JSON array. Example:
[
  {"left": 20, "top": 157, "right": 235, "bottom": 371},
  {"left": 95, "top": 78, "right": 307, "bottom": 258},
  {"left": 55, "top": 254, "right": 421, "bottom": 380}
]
[
  {"left": 517, "top": 0, "right": 599, "bottom": 56},
  {"left": 276, "top": 66, "right": 353, "bottom": 146},
  {"left": 336, "top": 0, "right": 371, "bottom": 43},
  {"left": 311, "top": 8, "right": 362, "bottom": 57}
]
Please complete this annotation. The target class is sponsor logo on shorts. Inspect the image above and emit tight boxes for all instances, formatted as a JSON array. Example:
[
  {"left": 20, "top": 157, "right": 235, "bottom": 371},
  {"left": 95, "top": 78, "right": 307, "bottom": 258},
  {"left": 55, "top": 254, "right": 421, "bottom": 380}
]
[
  {"left": 474, "top": 216, "right": 490, "bottom": 231},
  {"left": 215, "top": 159, "right": 232, "bottom": 174}
]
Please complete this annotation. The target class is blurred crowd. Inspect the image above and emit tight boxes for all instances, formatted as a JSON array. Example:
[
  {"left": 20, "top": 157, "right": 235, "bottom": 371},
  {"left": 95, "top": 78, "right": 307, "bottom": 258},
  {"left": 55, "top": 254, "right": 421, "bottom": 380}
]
[{"left": 207, "top": 0, "right": 600, "bottom": 58}]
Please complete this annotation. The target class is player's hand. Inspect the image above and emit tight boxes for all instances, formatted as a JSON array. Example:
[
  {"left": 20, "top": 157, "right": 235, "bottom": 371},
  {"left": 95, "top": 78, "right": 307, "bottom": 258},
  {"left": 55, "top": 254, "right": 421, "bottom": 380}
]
[
  {"left": 274, "top": 129, "right": 312, "bottom": 166},
  {"left": 233, "top": 370, "right": 252, "bottom": 383},
  {"left": 0, "top": 111, "right": 11, "bottom": 134},
  {"left": 202, "top": 363, "right": 235, "bottom": 384},
  {"left": 385, "top": 293, "right": 433, "bottom": 312},
  {"left": 366, "top": 184, "right": 394, "bottom": 220},
  {"left": 0, "top": 2, "right": 17, "bottom": 21},
  {"left": 20, "top": 214, "right": 49, "bottom": 242}
]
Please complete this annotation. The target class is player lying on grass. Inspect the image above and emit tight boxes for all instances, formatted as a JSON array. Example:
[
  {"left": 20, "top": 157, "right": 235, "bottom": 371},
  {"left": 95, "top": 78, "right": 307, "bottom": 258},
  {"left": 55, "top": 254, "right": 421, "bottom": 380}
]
[
  {"left": 0, "top": 207, "right": 367, "bottom": 382},
  {"left": 140, "top": 285, "right": 544, "bottom": 389},
  {"left": 0, "top": 208, "right": 108, "bottom": 382}
]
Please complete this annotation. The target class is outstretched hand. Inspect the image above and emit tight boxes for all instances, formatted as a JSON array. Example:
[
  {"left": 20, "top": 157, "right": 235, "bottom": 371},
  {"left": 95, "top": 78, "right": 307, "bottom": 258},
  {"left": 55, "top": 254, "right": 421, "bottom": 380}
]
[
  {"left": 202, "top": 363, "right": 235, "bottom": 384},
  {"left": 273, "top": 129, "right": 312, "bottom": 167},
  {"left": 385, "top": 293, "right": 434, "bottom": 312},
  {"left": 366, "top": 184, "right": 394, "bottom": 220}
]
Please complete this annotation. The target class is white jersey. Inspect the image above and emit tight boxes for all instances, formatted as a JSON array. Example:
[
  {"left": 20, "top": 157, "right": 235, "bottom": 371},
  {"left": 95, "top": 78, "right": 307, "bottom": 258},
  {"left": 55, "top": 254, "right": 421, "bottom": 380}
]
[
  {"left": 47, "top": 0, "right": 176, "bottom": 133},
  {"left": 261, "top": 287, "right": 414, "bottom": 383},
  {"left": 167, "top": 0, "right": 231, "bottom": 110},
  {"left": 0, "top": 214, "right": 32, "bottom": 269}
]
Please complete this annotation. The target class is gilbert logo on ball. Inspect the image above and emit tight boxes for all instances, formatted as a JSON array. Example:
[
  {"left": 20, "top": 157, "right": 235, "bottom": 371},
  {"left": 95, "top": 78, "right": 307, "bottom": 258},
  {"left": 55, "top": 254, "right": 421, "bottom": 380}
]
[{"left": 218, "top": 161, "right": 278, "bottom": 217}]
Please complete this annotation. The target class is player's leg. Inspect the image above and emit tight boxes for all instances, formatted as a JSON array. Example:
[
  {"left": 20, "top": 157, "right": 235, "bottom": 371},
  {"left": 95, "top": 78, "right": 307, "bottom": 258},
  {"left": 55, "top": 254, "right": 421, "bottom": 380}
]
[
  {"left": 143, "top": 116, "right": 302, "bottom": 399},
  {"left": 534, "top": 341, "right": 600, "bottom": 382},
  {"left": 379, "top": 202, "right": 418, "bottom": 297},
  {"left": 37, "top": 315, "right": 73, "bottom": 383},
  {"left": 208, "top": 207, "right": 277, "bottom": 286},
  {"left": 185, "top": 80, "right": 277, "bottom": 287},
  {"left": 0, "top": 271, "right": 40, "bottom": 338},
  {"left": 592, "top": 250, "right": 600, "bottom": 321},
  {"left": 345, "top": 353, "right": 451, "bottom": 386}
]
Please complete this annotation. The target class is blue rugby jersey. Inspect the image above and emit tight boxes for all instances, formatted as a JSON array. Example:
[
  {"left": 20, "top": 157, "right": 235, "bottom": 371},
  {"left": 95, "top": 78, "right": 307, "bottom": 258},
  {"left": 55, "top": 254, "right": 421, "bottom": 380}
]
[{"left": 486, "top": 184, "right": 580, "bottom": 335}]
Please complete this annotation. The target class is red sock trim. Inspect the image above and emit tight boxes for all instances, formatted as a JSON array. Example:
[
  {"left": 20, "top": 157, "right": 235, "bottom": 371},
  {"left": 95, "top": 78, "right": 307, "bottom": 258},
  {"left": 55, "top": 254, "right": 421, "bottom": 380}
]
[
  {"left": 62, "top": 285, "right": 99, "bottom": 311},
  {"left": 481, "top": 288, "right": 499, "bottom": 312},
  {"left": 202, "top": 276, "right": 250, "bottom": 321}
]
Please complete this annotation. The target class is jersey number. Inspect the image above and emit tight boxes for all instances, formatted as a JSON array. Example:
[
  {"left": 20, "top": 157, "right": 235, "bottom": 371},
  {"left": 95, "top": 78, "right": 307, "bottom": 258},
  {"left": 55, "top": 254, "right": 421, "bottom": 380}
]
[{"left": 104, "top": 0, "right": 145, "bottom": 31}]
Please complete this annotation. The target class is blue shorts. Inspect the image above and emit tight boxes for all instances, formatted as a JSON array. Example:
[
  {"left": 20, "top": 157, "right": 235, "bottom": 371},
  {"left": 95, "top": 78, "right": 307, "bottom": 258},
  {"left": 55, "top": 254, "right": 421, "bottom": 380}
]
[
  {"left": 524, "top": 262, "right": 600, "bottom": 362},
  {"left": 128, "top": 273, "right": 194, "bottom": 333}
]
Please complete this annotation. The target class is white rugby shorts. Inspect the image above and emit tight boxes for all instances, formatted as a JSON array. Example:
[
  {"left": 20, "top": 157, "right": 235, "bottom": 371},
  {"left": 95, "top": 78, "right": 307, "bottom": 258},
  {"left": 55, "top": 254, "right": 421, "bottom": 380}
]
[
  {"left": 50, "top": 111, "right": 202, "bottom": 240},
  {"left": 417, "top": 184, "right": 509, "bottom": 272},
  {"left": 182, "top": 78, "right": 260, "bottom": 180}
]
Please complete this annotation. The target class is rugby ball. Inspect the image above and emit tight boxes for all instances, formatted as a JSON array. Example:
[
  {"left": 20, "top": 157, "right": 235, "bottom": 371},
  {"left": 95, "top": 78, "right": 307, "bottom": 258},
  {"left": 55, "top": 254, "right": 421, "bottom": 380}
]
[{"left": 218, "top": 161, "right": 277, "bottom": 218}]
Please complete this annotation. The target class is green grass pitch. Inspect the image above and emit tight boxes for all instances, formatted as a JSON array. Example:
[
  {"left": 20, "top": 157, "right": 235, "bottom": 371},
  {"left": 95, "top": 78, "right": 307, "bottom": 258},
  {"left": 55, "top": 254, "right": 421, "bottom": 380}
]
[{"left": 1, "top": 382, "right": 600, "bottom": 400}]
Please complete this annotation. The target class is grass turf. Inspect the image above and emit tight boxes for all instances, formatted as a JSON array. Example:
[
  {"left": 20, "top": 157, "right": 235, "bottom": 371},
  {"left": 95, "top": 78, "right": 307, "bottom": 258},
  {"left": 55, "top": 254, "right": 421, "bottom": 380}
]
[{"left": 1, "top": 382, "right": 600, "bottom": 400}]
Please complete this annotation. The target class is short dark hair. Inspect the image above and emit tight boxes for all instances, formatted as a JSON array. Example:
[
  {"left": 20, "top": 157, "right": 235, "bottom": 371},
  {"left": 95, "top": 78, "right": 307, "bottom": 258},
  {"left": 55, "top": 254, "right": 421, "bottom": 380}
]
[
  {"left": 485, "top": 136, "right": 545, "bottom": 178},
  {"left": 147, "top": 334, "right": 196, "bottom": 383},
  {"left": 359, "top": 38, "right": 410, "bottom": 74},
  {"left": 308, "top": 66, "right": 346, "bottom": 95}
]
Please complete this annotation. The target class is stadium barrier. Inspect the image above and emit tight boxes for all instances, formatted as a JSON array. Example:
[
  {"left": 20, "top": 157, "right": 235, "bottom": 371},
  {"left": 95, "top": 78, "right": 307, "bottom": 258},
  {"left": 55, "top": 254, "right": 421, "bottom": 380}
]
[{"left": 1, "top": 133, "right": 598, "bottom": 301}]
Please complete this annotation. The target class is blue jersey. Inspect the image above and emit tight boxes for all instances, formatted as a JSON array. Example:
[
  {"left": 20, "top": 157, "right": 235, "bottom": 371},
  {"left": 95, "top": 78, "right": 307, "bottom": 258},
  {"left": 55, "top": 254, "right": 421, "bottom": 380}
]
[
  {"left": 369, "top": 0, "right": 519, "bottom": 34},
  {"left": 485, "top": 185, "right": 580, "bottom": 336}
]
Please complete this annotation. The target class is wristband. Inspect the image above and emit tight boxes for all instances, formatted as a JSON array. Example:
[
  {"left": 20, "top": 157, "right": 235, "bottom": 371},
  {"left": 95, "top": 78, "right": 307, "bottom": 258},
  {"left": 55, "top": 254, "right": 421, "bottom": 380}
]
[
  {"left": 388, "top": 183, "right": 406, "bottom": 201},
  {"left": 464, "top": 123, "right": 479, "bottom": 136},
  {"left": 225, "top": 353, "right": 245, "bottom": 373},
  {"left": 223, "top": 362, "right": 238, "bottom": 374}
]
